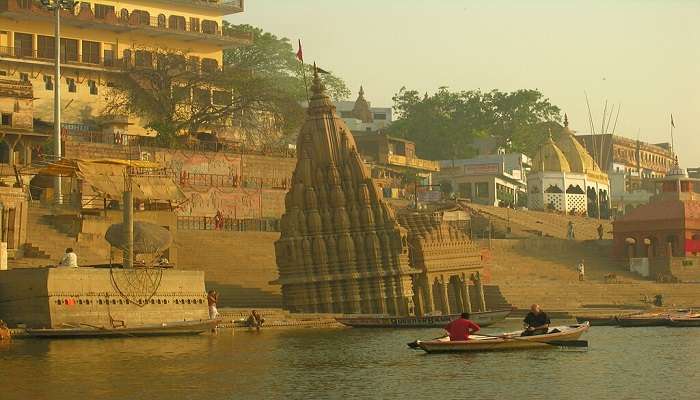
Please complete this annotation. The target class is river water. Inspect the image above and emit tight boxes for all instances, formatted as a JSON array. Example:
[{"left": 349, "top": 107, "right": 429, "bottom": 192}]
[{"left": 1, "top": 319, "right": 699, "bottom": 400}]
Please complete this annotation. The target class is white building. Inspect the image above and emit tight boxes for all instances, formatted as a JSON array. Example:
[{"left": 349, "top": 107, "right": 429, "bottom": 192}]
[
  {"left": 528, "top": 120, "right": 611, "bottom": 218},
  {"left": 437, "top": 153, "right": 529, "bottom": 207},
  {"left": 334, "top": 86, "right": 392, "bottom": 132}
]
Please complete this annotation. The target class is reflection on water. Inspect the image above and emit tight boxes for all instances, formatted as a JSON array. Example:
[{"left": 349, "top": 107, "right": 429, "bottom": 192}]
[{"left": 2, "top": 320, "right": 700, "bottom": 399}]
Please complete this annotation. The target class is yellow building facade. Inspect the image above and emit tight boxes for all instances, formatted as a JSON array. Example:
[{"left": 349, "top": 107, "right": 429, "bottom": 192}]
[{"left": 0, "top": 0, "right": 250, "bottom": 134}]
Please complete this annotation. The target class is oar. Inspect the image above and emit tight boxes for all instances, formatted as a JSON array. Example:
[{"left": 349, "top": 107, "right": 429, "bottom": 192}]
[
  {"left": 407, "top": 335, "right": 447, "bottom": 349},
  {"left": 477, "top": 333, "right": 588, "bottom": 348}
]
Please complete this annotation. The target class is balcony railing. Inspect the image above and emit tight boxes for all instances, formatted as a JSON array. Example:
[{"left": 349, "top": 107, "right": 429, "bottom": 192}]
[
  {"left": 0, "top": 0, "right": 252, "bottom": 44},
  {"left": 177, "top": 216, "right": 281, "bottom": 232},
  {"left": 0, "top": 45, "right": 120, "bottom": 69},
  {"left": 387, "top": 154, "right": 440, "bottom": 172}
]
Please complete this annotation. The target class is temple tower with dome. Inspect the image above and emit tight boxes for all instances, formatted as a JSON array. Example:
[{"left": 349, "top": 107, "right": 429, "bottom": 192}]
[{"left": 527, "top": 116, "right": 611, "bottom": 217}]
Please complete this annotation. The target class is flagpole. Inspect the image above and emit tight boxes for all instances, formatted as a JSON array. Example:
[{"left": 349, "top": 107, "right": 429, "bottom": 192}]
[
  {"left": 296, "top": 39, "right": 309, "bottom": 103},
  {"left": 670, "top": 113, "right": 675, "bottom": 156}
]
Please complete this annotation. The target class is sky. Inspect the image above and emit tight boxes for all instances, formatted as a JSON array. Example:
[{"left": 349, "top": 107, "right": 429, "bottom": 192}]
[{"left": 231, "top": 0, "right": 700, "bottom": 165}]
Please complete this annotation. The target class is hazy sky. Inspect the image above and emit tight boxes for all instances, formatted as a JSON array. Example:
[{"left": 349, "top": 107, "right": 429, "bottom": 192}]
[{"left": 232, "top": 0, "right": 699, "bottom": 165}]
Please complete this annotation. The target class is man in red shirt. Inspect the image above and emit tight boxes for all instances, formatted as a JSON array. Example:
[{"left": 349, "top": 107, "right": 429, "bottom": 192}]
[{"left": 444, "top": 312, "right": 481, "bottom": 341}]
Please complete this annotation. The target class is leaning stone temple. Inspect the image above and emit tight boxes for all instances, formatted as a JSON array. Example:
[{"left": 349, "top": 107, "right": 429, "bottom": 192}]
[{"left": 274, "top": 71, "right": 485, "bottom": 316}]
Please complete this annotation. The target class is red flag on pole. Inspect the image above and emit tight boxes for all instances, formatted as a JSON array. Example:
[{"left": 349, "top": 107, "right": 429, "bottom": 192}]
[{"left": 296, "top": 39, "right": 303, "bottom": 62}]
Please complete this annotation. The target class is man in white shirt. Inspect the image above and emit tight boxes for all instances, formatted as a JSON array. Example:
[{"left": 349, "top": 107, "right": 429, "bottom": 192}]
[
  {"left": 577, "top": 259, "right": 585, "bottom": 281},
  {"left": 58, "top": 248, "right": 78, "bottom": 268}
]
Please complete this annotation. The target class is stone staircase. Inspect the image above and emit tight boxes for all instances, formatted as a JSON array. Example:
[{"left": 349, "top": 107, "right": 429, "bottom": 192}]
[
  {"left": 463, "top": 202, "right": 613, "bottom": 240},
  {"left": 11, "top": 206, "right": 107, "bottom": 268},
  {"left": 488, "top": 238, "right": 700, "bottom": 310}
]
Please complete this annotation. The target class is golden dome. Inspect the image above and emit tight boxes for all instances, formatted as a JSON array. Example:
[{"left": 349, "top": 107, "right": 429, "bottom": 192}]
[
  {"left": 555, "top": 115, "right": 608, "bottom": 183},
  {"left": 532, "top": 133, "right": 571, "bottom": 173}
]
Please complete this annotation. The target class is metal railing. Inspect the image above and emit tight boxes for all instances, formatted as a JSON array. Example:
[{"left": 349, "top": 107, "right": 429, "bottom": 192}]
[
  {"left": 0, "top": 45, "right": 119, "bottom": 68},
  {"left": 177, "top": 216, "right": 280, "bottom": 232},
  {"left": 178, "top": 171, "right": 291, "bottom": 190},
  {"left": 2, "top": 0, "right": 251, "bottom": 42}
]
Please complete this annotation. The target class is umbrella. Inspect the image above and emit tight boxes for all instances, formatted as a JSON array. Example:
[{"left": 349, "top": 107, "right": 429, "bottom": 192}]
[{"left": 105, "top": 221, "right": 172, "bottom": 254}]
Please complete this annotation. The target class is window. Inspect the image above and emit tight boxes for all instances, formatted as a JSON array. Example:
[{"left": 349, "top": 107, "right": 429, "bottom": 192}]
[
  {"left": 134, "top": 50, "right": 153, "bottom": 68},
  {"left": 0, "top": 71, "right": 6, "bottom": 76},
  {"left": 79, "top": 2, "right": 91, "bottom": 14},
  {"left": 187, "top": 56, "right": 200, "bottom": 72},
  {"left": 202, "top": 20, "right": 218, "bottom": 34},
  {"left": 44, "top": 75, "right": 53, "bottom": 90},
  {"left": 1, "top": 113, "right": 11, "bottom": 126},
  {"left": 201, "top": 58, "right": 218, "bottom": 73},
  {"left": 131, "top": 10, "right": 150, "bottom": 26},
  {"left": 190, "top": 17, "right": 200, "bottom": 32},
  {"left": 212, "top": 90, "right": 231, "bottom": 106},
  {"left": 37, "top": 35, "right": 55, "bottom": 59},
  {"left": 88, "top": 80, "right": 97, "bottom": 95},
  {"left": 13, "top": 32, "right": 33, "bottom": 57},
  {"left": 458, "top": 183, "right": 472, "bottom": 198},
  {"left": 19, "top": 73, "right": 29, "bottom": 82},
  {"left": 122, "top": 49, "right": 132, "bottom": 67},
  {"left": 157, "top": 14, "right": 166, "bottom": 27},
  {"left": 475, "top": 182, "right": 489, "bottom": 198},
  {"left": 373, "top": 113, "right": 387, "bottom": 120},
  {"left": 120, "top": 8, "right": 129, "bottom": 20},
  {"left": 66, "top": 78, "right": 76, "bottom": 93},
  {"left": 82, "top": 40, "right": 100, "bottom": 64},
  {"left": 94, "top": 4, "right": 114, "bottom": 19},
  {"left": 193, "top": 88, "right": 211, "bottom": 105},
  {"left": 169, "top": 15, "right": 186, "bottom": 31},
  {"left": 103, "top": 48, "right": 114, "bottom": 66},
  {"left": 60, "top": 38, "right": 78, "bottom": 62},
  {"left": 172, "top": 86, "right": 190, "bottom": 103}
]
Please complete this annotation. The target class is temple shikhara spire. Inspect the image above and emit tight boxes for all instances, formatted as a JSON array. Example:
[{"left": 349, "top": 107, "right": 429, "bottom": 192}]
[
  {"left": 274, "top": 70, "right": 486, "bottom": 316},
  {"left": 274, "top": 70, "right": 417, "bottom": 315}
]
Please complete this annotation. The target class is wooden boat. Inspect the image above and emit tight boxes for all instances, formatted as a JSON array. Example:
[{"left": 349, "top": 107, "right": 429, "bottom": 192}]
[
  {"left": 668, "top": 315, "right": 700, "bottom": 327},
  {"left": 336, "top": 309, "right": 511, "bottom": 328},
  {"left": 26, "top": 319, "right": 218, "bottom": 338},
  {"left": 616, "top": 313, "right": 670, "bottom": 327},
  {"left": 415, "top": 322, "right": 590, "bottom": 353},
  {"left": 575, "top": 315, "right": 619, "bottom": 326}
]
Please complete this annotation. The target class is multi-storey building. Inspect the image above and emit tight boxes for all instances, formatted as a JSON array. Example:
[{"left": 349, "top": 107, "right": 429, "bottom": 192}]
[
  {"left": 575, "top": 134, "right": 676, "bottom": 214},
  {"left": 334, "top": 86, "right": 392, "bottom": 132},
  {"left": 0, "top": 0, "right": 251, "bottom": 136}
]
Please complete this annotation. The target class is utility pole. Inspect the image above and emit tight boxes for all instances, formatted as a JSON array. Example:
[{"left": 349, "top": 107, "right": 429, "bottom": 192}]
[{"left": 41, "top": 0, "right": 75, "bottom": 205}]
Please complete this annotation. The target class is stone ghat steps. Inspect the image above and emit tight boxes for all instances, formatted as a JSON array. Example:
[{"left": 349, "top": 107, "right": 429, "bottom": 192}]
[
  {"left": 465, "top": 203, "right": 613, "bottom": 240},
  {"left": 17, "top": 207, "right": 109, "bottom": 267}
]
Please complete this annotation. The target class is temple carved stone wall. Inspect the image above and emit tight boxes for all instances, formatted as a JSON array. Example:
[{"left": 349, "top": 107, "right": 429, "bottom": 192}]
[{"left": 274, "top": 71, "right": 486, "bottom": 316}]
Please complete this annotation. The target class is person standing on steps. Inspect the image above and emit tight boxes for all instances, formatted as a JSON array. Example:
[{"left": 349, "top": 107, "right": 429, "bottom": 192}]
[
  {"left": 577, "top": 259, "right": 585, "bottom": 281},
  {"left": 597, "top": 224, "right": 604, "bottom": 240},
  {"left": 207, "top": 289, "right": 220, "bottom": 320},
  {"left": 567, "top": 221, "right": 576, "bottom": 240}
]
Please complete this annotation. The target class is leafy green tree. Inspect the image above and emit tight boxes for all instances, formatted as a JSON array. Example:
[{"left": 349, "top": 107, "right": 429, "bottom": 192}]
[
  {"left": 223, "top": 23, "right": 351, "bottom": 114},
  {"left": 386, "top": 87, "right": 562, "bottom": 160}
]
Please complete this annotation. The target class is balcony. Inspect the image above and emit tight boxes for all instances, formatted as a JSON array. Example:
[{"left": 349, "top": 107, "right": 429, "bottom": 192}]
[
  {"left": 387, "top": 154, "right": 440, "bottom": 172},
  {"left": 0, "top": 0, "right": 252, "bottom": 48},
  {"left": 0, "top": 45, "right": 122, "bottom": 71},
  {"left": 148, "top": 0, "right": 244, "bottom": 14}
]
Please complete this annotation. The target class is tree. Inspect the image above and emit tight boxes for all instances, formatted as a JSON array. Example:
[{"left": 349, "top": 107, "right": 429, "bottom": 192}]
[
  {"left": 222, "top": 23, "right": 351, "bottom": 127},
  {"left": 386, "top": 87, "right": 562, "bottom": 160},
  {"left": 102, "top": 48, "right": 303, "bottom": 147}
]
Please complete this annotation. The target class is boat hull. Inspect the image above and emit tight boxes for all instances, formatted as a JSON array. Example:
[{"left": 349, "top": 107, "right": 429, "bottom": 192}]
[
  {"left": 417, "top": 323, "right": 589, "bottom": 353},
  {"left": 26, "top": 320, "right": 218, "bottom": 338},
  {"left": 668, "top": 318, "right": 700, "bottom": 327},
  {"left": 616, "top": 318, "right": 669, "bottom": 327},
  {"left": 336, "top": 309, "right": 511, "bottom": 328}
]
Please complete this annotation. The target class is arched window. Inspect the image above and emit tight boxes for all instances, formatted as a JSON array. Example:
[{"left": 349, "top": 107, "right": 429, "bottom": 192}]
[
  {"left": 168, "top": 15, "right": 186, "bottom": 31},
  {"left": 122, "top": 49, "right": 132, "bottom": 67},
  {"left": 131, "top": 10, "right": 150, "bottom": 26},
  {"left": 201, "top": 20, "right": 218, "bottom": 34},
  {"left": 120, "top": 8, "right": 129, "bottom": 21},
  {"left": 157, "top": 14, "right": 166, "bottom": 28}
]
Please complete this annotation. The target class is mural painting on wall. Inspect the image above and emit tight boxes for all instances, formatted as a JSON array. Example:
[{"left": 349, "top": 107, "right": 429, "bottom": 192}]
[{"left": 154, "top": 150, "right": 288, "bottom": 218}]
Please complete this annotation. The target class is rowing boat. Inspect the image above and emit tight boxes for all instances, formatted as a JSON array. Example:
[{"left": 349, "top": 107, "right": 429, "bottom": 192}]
[
  {"left": 668, "top": 315, "right": 700, "bottom": 327},
  {"left": 575, "top": 315, "right": 619, "bottom": 326},
  {"left": 26, "top": 319, "right": 218, "bottom": 338},
  {"left": 616, "top": 313, "right": 670, "bottom": 327},
  {"left": 414, "top": 322, "right": 590, "bottom": 353},
  {"left": 336, "top": 309, "right": 511, "bottom": 328}
]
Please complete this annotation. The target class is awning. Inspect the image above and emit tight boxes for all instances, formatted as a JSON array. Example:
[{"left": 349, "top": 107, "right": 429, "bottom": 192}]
[{"left": 76, "top": 161, "right": 185, "bottom": 202}]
